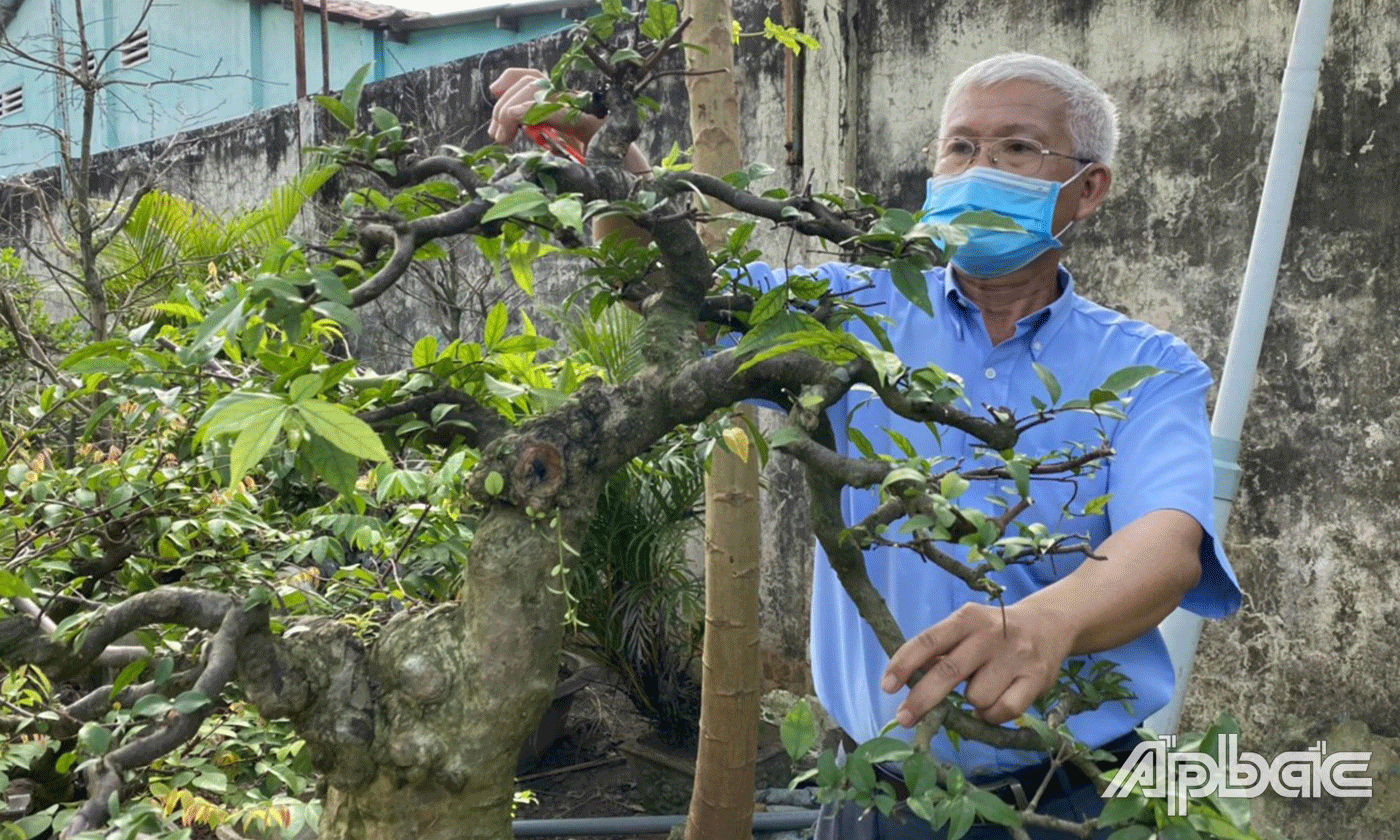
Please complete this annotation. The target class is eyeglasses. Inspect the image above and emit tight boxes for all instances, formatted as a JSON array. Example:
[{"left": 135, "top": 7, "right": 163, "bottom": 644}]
[{"left": 929, "top": 136, "right": 1095, "bottom": 176}]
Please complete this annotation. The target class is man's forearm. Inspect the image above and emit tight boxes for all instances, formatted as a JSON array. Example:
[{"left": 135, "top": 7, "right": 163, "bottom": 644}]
[{"left": 1020, "top": 508, "right": 1203, "bottom": 656}]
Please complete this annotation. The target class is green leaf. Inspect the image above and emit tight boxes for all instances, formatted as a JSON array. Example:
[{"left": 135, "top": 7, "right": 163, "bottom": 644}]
[
  {"left": 750, "top": 286, "right": 790, "bottom": 325},
  {"left": 288, "top": 373, "right": 324, "bottom": 404},
  {"left": 12, "top": 810, "right": 54, "bottom": 838},
  {"left": 1106, "top": 827, "right": 1155, "bottom": 840},
  {"left": 901, "top": 753, "right": 940, "bottom": 799},
  {"left": 639, "top": 0, "right": 678, "bottom": 40},
  {"left": 109, "top": 658, "right": 148, "bottom": 700},
  {"left": 172, "top": 690, "right": 210, "bottom": 714},
  {"left": 314, "top": 95, "right": 354, "bottom": 129},
  {"left": 296, "top": 401, "right": 390, "bottom": 463},
  {"left": 907, "top": 793, "right": 939, "bottom": 825},
  {"left": 1206, "top": 792, "right": 1253, "bottom": 833},
  {"left": 1100, "top": 365, "right": 1164, "bottom": 395},
  {"left": 507, "top": 238, "right": 540, "bottom": 295},
  {"left": 939, "top": 472, "right": 970, "bottom": 500},
  {"left": 340, "top": 63, "right": 370, "bottom": 119},
  {"left": 482, "top": 189, "right": 549, "bottom": 223},
  {"left": 412, "top": 335, "right": 439, "bottom": 368},
  {"left": 484, "top": 302, "right": 509, "bottom": 349},
  {"left": 1159, "top": 820, "right": 1204, "bottom": 840},
  {"left": 187, "top": 296, "right": 247, "bottom": 357},
  {"left": 1189, "top": 812, "right": 1254, "bottom": 840},
  {"left": 1098, "top": 792, "right": 1149, "bottom": 825},
  {"left": 484, "top": 471, "right": 504, "bottom": 496},
  {"left": 1032, "top": 361, "right": 1062, "bottom": 403},
  {"left": 853, "top": 736, "right": 914, "bottom": 765},
  {"left": 965, "top": 787, "right": 1021, "bottom": 828},
  {"left": 0, "top": 568, "right": 35, "bottom": 598},
  {"left": 884, "top": 428, "right": 918, "bottom": 458},
  {"left": 731, "top": 311, "right": 826, "bottom": 364},
  {"left": 77, "top": 721, "right": 112, "bottom": 755},
  {"left": 882, "top": 466, "right": 927, "bottom": 490},
  {"left": 946, "top": 797, "right": 976, "bottom": 840},
  {"left": 780, "top": 698, "right": 818, "bottom": 761},
  {"left": 845, "top": 753, "right": 877, "bottom": 794},
  {"left": 767, "top": 425, "right": 805, "bottom": 450},
  {"left": 199, "top": 394, "right": 287, "bottom": 441},
  {"left": 548, "top": 197, "right": 584, "bottom": 232},
  {"left": 65, "top": 356, "right": 130, "bottom": 375},
  {"left": 131, "top": 694, "right": 173, "bottom": 717},
  {"left": 305, "top": 437, "right": 360, "bottom": 497},
  {"left": 369, "top": 106, "right": 398, "bottom": 133},
  {"left": 1007, "top": 461, "right": 1031, "bottom": 499},
  {"left": 229, "top": 406, "right": 289, "bottom": 485},
  {"left": 890, "top": 260, "right": 933, "bottom": 316}
]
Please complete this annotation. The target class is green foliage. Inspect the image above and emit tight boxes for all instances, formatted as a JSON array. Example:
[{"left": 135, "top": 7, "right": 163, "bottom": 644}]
[
  {"left": 556, "top": 301, "right": 706, "bottom": 744},
  {"left": 92, "top": 167, "right": 340, "bottom": 330},
  {"left": 568, "top": 442, "right": 705, "bottom": 746},
  {"left": 732, "top": 17, "right": 822, "bottom": 54},
  {"left": 0, "top": 5, "right": 1256, "bottom": 837}
]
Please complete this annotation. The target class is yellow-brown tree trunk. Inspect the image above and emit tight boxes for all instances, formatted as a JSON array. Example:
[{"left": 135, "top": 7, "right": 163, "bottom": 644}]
[{"left": 679, "top": 1, "right": 763, "bottom": 838}]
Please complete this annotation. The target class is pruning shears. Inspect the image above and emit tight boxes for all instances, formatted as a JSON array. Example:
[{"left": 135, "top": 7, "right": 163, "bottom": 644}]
[{"left": 523, "top": 124, "right": 586, "bottom": 165}]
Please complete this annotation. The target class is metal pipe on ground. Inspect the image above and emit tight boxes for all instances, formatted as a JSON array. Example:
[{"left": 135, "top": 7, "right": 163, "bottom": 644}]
[{"left": 512, "top": 810, "right": 820, "bottom": 837}]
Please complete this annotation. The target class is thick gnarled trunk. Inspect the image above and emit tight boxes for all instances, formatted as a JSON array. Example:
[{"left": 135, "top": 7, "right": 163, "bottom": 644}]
[{"left": 242, "top": 506, "right": 577, "bottom": 840}]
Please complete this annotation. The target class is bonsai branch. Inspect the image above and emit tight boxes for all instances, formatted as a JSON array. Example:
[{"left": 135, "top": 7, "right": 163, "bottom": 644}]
[
  {"left": 62, "top": 600, "right": 260, "bottom": 839},
  {"left": 849, "top": 361, "right": 1019, "bottom": 450},
  {"left": 959, "top": 445, "right": 1113, "bottom": 482},
  {"left": 357, "top": 387, "right": 510, "bottom": 447}
]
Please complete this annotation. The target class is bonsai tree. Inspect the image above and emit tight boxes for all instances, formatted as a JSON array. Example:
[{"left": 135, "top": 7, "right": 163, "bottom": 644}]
[{"left": 0, "top": 3, "right": 1263, "bottom": 839}]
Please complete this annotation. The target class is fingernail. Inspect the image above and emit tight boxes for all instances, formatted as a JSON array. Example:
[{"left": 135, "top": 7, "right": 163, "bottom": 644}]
[
  {"left": 897, "top": 709, "right": 913, "bottom": 728},
  {"left": 881, "top": 673, "right": 897, "bottom": 693}
]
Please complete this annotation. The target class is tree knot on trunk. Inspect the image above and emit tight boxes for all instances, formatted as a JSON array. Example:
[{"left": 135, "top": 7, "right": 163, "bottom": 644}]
[{"left": 512, "top": 441, "right": 566, "bottom": 503}]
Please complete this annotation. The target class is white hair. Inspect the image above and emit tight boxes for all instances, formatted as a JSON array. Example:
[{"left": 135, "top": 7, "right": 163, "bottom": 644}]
[{"left": 940, "top": 53, "right": 1119, "bottom": 166}]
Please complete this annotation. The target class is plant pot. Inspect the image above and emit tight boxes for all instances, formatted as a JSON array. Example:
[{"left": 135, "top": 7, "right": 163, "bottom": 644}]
[
  {"left": 617, "top": 723, "right": 792, "bottom": 814},
  {"left": 516, "top": 651, "right": 596, "bottom": 773}
]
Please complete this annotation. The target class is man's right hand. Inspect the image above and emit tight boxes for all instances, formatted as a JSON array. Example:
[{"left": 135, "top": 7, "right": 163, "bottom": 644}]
[{"left": 487, "top": 68, "right": 602, "bottom": 149}]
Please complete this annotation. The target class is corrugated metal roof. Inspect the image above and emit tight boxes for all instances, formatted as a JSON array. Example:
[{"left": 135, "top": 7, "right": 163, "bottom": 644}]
[
  {"left": 263, "top": 0, "right": 427, "bottom": 27},
  {"left": 391, "top": 0, "right": 593, "bottom": 32}
]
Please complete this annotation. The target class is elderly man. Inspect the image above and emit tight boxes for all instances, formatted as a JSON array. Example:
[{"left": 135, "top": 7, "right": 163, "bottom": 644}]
[{"left": 491, "top": 51, "right": 1240, "bottom": 839}]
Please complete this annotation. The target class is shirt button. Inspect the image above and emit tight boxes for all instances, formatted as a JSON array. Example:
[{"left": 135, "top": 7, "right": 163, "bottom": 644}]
[
  {"left": 1032, "top": 341, "right": 1044, "bottom": 352},
  {"left": 984, "top": 368, "right": 997, "bottom": 380}
]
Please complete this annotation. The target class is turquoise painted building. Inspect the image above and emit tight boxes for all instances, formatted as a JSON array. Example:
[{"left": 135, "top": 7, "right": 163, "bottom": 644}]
[{"left": 0, "top": 0, "right": 589, "bottom": 176}]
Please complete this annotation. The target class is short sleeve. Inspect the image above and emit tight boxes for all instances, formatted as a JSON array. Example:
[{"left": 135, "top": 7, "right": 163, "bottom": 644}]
[{"left": 1106, "top": 343, "right": 1242, "bottom": 619}]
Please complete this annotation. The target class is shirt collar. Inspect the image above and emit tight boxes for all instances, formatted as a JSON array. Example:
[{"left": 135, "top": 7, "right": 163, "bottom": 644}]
[{"left": 941, "top": 266, "right": 1078, "bottom": 359}]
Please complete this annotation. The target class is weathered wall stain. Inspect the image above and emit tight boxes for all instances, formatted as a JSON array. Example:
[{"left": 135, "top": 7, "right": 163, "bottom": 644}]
[{"left": 3, "top": 1, "right": 1397, "bottom": 836}]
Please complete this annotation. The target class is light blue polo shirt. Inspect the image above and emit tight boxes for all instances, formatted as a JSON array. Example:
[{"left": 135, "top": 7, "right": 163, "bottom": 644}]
[{"left": 745, "top": 260, "right": 1241, "bottom": 776}]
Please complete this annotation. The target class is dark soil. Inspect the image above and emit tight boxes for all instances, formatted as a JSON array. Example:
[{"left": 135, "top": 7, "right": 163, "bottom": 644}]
[{"left": 513, "top": 677, "right": 672, "bottom": 840}]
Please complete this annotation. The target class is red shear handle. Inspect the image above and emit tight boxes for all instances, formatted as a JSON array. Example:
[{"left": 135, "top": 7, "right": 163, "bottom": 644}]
[{"left": 522, "top": 125, "right": 586, "bottom": 164}]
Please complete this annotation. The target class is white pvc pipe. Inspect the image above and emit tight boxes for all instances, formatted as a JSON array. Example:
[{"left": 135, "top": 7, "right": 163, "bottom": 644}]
[{"left": 1147, "top": 0, "right": 1336, "bottom": 735}]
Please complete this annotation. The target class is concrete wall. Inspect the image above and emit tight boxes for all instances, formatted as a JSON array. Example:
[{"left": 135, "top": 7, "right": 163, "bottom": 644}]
[{"left": 779, "top": 1, "right": 1397, "bottom": 837}]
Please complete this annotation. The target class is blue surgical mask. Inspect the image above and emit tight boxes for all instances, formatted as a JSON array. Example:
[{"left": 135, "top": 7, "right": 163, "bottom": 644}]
[{"left": 919, "top": 166, "right": 1084, "bottom": 278}]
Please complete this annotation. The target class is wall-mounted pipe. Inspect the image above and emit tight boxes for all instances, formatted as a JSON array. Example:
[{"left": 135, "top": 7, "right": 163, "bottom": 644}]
[{"left": 1147, "top": 0, "right": 1337, "bottom": 735}]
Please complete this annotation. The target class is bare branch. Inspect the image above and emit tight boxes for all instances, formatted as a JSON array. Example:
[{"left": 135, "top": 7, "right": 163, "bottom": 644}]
[{"left": 74, "top": 588, "right": 236, "bottom": 665}]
